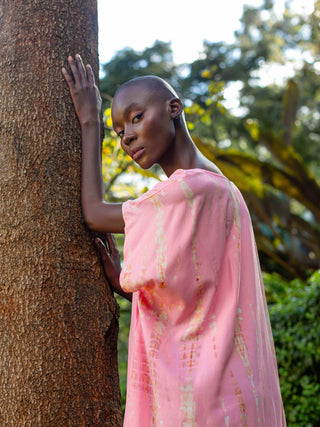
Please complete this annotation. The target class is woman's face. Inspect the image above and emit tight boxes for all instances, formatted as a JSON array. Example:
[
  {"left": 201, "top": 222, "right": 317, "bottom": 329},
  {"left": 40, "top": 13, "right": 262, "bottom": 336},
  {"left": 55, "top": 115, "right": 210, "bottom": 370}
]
[{"left": 111, "top": 84, "right": 177, "bottom": 169}]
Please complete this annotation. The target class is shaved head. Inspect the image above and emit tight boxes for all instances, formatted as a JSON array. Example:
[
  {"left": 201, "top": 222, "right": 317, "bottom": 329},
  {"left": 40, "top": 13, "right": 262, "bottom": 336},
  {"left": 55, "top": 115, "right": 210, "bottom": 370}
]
[
  {"left": 112, "top": 75, "right": 185, "bottom": 128},
  {"left": 114, "top": 75, "right": 180, "bottom": 103}
]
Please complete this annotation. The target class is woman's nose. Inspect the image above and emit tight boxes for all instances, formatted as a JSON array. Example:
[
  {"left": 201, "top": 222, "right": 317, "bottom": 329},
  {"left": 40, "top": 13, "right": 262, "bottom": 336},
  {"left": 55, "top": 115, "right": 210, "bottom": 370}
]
[{"left": 123, "top": 127, "right": 136, "bottom": 145}]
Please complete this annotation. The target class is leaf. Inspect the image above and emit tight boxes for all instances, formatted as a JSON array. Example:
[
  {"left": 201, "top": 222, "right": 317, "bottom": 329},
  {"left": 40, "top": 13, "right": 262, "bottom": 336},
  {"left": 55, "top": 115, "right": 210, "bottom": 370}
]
[
  {"left": 201, "top": 69, "right": 211, "bottom": 78},
  {"left": 245, "top": 119, "right": 260, "bottom": 141}
]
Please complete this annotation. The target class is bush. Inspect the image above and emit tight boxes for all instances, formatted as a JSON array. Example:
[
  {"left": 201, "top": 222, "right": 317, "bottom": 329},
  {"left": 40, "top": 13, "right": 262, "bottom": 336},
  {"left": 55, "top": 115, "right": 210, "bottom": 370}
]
[{"left": 264, "top": 270, "right": 320, "bottom": 426}]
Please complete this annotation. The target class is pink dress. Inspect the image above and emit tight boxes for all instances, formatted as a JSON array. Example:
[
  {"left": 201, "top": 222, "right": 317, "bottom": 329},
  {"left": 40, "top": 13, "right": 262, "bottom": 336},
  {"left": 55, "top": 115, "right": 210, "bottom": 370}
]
[{"left": 120, "top": 168, "right": 286, "bottom": 426}]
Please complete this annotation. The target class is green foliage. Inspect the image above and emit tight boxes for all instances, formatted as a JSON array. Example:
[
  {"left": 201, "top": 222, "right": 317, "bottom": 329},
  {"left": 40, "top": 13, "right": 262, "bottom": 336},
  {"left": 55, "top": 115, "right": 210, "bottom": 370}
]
[
  {"left": 100, "top": 40, "right": 178, "bottom": 110},
  {"left": 264, "top": 270, "right": 320, "bottom": 426},
  {"left": 184, "top": 67, "right": 226, "bottom": 137}
]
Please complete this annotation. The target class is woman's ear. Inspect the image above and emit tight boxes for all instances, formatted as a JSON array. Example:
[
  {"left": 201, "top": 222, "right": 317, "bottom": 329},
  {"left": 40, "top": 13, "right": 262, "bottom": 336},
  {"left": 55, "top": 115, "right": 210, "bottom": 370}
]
[{"left": 169, "top": 98, "right": 183, "bottom": 119}]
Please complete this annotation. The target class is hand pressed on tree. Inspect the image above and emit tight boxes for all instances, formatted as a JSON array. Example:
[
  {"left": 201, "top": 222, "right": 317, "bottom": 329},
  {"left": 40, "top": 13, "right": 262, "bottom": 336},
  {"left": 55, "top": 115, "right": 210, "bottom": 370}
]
[
  {"left": 62, "top": 54, "right": 102, "bottom": 126},
  {"left": 95, "top": 234, "right": 132, "bottom": 302}
]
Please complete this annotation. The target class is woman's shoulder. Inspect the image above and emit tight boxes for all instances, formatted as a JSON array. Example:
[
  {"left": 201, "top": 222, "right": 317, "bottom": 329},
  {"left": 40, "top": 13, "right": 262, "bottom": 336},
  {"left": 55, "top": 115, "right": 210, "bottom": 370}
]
[
  {"left": 170, "top": 167, "right": 227, "bottom": 182},
  {"left": 122, "top": 174, "right": 177, "bottom": 218},
  {"left": 125, "top": 172, "right": 180, "bottom": 206},
  {"left": 170, "top": 168, "right": 232, "bottom": 193},
  {"left": 124, "top": 168, "right": 229, "bottom": 210}
]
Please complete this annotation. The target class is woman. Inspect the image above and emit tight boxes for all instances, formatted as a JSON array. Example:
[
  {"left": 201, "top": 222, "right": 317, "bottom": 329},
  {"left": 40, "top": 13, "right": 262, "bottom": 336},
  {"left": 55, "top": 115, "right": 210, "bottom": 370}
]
[{"left": 62, "top": 55, "right": 286, "bottom": 426}]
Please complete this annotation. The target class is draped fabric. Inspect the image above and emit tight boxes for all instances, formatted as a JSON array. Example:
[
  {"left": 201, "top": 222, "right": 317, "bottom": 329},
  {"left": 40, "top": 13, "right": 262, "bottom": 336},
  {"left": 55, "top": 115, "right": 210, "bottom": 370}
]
[{"left": 120, "top": 168, "right": 286, "bottom": 426}]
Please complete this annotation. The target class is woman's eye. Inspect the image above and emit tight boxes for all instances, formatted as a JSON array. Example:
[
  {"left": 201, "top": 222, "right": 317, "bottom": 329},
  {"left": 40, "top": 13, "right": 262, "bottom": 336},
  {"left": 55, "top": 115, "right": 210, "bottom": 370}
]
[{"left": 132, "top": 112, "right": 143, "bottom": 124}]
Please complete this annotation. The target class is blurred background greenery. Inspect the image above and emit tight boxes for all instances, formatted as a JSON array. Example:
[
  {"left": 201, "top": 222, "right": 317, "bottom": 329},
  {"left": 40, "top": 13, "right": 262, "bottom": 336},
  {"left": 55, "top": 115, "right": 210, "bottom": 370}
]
[{"left": 99, "top": 1, "right": 320, "bottom": 424}]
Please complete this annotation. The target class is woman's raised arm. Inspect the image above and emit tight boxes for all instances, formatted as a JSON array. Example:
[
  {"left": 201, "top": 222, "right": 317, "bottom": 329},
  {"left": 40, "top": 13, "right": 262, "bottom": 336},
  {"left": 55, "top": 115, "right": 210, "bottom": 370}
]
[{"left": 62, "top": 55, "right": 124, "bottom": 233}]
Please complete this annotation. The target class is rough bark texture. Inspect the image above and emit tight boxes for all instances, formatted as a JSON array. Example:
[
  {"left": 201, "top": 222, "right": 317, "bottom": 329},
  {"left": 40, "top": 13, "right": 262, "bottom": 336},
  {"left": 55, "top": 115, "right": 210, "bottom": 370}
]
[{"left": 0, "top": 1, "right": 122, "bottom": 425}]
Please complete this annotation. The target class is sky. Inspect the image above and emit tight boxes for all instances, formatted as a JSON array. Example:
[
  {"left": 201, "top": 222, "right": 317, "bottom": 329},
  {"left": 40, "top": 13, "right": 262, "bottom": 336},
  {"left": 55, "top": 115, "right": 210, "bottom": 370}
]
[
  {"left": 97, "top": 0, "right": 314, "bottom": 66},
  {"left": 97, "top": 0, "right": 314, "bottom": 114}
]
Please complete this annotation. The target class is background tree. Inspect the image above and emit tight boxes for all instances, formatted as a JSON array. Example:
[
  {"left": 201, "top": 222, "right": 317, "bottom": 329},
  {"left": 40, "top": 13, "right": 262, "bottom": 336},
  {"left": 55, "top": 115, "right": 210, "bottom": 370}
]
[
  {"left": 0, "top": 1, "right": 122, "bottom": 424},
  {"left": 100, "top": 40, "right": 178, "bottom": 104}
]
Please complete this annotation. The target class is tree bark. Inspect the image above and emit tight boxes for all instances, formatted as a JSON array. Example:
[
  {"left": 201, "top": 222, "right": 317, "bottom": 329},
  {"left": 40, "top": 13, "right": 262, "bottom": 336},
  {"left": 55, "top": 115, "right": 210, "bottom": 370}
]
[{"left": 0, "top": 1, "right": 122, "bottom": 424}]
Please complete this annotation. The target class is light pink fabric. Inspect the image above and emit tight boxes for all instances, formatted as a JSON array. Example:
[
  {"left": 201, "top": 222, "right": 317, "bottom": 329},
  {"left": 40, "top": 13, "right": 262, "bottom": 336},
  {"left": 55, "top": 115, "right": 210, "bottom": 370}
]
[{"left": 120, "top": 168, "right": 286, "bottom": 426}]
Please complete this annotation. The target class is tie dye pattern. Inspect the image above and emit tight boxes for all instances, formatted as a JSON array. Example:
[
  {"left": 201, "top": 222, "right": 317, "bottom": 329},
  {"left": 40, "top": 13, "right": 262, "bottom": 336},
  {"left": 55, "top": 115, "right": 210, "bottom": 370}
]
[{"left": 120, "top": 168, "right": 286, "bottom": 426}]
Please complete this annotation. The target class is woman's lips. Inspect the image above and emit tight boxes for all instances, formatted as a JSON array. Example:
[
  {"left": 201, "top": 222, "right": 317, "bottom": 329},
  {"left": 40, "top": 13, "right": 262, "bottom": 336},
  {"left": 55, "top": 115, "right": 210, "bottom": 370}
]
[{"left": 132, "top": 148, "right": 145, "bottom": 161}]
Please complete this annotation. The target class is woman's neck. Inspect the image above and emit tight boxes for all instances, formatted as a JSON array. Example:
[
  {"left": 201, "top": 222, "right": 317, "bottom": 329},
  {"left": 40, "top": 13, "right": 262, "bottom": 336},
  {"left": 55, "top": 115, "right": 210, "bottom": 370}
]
[
  {"left": 159, "top": 137, "right": 197, "bottom": 177},
  {"left": 159, "top": 119, "right": 223, "bottom": 177},
  {"left": 160, "top": 138, "right": 223, "bottom": 179}
]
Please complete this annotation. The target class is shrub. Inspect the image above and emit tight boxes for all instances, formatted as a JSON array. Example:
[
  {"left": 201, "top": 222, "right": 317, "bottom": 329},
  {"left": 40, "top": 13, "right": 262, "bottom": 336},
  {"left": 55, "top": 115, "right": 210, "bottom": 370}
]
[{"left": 264, "top": 270, "right": 320, "bottom": 426}]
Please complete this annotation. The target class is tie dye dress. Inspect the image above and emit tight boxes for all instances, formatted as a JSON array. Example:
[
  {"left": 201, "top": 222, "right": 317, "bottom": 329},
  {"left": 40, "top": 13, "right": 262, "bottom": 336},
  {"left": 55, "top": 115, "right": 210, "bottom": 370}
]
[{"left": 120, "top": 168, "right": 286, "bottom": 426}]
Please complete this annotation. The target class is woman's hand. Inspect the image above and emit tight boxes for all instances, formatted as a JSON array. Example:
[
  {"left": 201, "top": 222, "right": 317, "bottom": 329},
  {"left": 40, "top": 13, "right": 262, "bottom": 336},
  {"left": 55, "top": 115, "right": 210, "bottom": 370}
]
[
  {"left": 95, "top": 233, "right": 132, "bottom": 302},
  {"left": 62, "top": 54, "right": 102, "bottom": 126}
]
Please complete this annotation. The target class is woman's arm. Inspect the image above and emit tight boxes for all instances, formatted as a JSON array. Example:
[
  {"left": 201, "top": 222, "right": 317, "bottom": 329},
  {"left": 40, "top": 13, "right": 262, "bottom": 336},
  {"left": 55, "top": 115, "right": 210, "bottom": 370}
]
[{"left": 62, "top": 55, "right": 124, "bottom": 233}]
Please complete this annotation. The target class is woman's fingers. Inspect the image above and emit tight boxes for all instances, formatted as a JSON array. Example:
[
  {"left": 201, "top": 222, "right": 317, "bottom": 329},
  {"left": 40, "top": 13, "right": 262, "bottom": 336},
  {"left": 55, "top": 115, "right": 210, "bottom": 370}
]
[
  {"left": 67, "top": 56, "right": 81, "bottom": 85},
  {"left": 95, "top": 238, "right": 111, "bottom": 264},
  {"left": 106, "top": 233, "right": 119, "bottom": 257},
  {"left": 75, "top": 54, "right": 87, "bottom": 84},
  {"left": 62, "top": 54, "right": 96, "bottom": 92},
  {"left": 62, "top": 54, "right": 100, "bottom": 125},
  {"left": 86, "top": 64, "right": 95, "bottom": 85},
  {"left": 65, "top": 54, "right": 88, "bottom": 87},
  {"left": 61, "top": 67, "right": 74, "bottom": 89}
]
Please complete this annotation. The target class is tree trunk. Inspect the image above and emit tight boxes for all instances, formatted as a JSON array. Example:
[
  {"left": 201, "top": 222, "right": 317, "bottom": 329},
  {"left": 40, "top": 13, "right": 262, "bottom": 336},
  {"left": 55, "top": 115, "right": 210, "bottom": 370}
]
[{"left": 0, "top": 1, "right": 122, "bottom": 424}]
